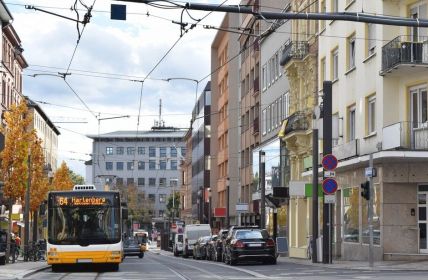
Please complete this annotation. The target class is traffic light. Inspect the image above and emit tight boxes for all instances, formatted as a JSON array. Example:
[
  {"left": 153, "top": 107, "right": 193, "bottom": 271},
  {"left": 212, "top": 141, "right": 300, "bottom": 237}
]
[{"left": 361, "top": 181, "right": 370, "bottom": 200}]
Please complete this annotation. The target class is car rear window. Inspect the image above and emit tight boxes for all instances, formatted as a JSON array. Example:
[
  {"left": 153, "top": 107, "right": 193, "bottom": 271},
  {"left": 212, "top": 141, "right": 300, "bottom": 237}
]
[
  {"left": 177, "top": 235, "right": 183, "bottom": 242},
  {"left": 235, "top": 230, "right": 267, "bottom": 239}
]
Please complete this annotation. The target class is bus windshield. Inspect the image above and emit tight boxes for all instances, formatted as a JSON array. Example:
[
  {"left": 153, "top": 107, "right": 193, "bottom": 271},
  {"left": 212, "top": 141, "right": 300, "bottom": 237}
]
[{"left": 48, "top": 192, "right": 121, "bottom": 245}]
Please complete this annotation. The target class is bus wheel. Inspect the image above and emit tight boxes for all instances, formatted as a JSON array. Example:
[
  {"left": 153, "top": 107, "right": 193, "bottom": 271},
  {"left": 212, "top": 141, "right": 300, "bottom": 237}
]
[{"left": 52, "top": 264, "right": 62, "bottom": 272}]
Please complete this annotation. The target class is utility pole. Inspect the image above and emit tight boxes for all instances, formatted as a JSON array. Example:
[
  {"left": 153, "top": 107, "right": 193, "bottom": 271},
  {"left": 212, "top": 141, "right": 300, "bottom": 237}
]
[
  {"left": 226, "top": 178, "right": 230, "bottom": 227},
  {"left": 24, "top": 153, "right": 31, "bottom": 262},
  {"left": 322, "top": 81, "right": 332, "bottom": 264},
  {"left": 259, "top": 151, "right": 266, "bottom": 229},
  {"left": 312, "top": 128, "right": 319, "bottom": 263},
  {"left": 368, "top": 154, "right": 374, "bottom": 267}
]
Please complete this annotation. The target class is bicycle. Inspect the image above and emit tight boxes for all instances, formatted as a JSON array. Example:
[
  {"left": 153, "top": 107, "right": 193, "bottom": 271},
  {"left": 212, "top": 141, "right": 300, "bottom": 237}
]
[{"left": 306, "top": 235, "right": 313, "bottom": 260}]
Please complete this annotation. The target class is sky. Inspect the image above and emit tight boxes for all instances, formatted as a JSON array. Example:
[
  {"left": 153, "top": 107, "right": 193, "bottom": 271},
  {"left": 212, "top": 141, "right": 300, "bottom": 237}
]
[{"left": 7, "top": 0, "right": 239, "bottom": 178}]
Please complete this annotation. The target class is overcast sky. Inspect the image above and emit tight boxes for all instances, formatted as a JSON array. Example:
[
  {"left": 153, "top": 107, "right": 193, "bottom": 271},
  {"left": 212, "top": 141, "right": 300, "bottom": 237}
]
[{"left": 8, "top": 0, "right": 239, "bottom": 177}]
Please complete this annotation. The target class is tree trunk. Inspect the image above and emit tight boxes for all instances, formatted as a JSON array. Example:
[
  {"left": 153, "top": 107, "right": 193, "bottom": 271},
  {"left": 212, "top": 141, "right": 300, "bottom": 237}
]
[
  {"left": 32, "top": 210, "right": 38, "bottom": 243},
  {"left": 5, "top": 200, "right": 12, "bottom": 263}
]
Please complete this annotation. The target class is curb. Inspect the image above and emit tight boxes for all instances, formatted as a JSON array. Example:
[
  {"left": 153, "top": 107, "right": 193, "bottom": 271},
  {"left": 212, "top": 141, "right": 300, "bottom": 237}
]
[{"left": 18, "top": 265, "right": 51, "bottom": 279}]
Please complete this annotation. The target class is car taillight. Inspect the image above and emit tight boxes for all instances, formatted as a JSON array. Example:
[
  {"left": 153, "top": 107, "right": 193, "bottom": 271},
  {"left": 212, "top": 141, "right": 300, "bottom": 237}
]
[
  {"left": 233, "top": 240, "right": 245, "bottom": 248},
  {"left": 266, "top": 239, "right": 275, "bottom": 247}
]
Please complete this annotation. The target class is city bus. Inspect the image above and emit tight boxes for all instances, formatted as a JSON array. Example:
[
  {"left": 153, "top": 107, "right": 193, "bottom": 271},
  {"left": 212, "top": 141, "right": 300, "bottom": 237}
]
[
  {"left": 133, "top": 230, "right": 149, "bottom": 252},
  {"left": 47, "top": 185, "right": 125, "bottom": 271}
]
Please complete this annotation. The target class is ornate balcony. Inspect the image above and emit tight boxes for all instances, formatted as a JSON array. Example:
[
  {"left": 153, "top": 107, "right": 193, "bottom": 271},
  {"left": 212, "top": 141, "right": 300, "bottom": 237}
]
[
  {"left": 282, "top": 111, "right": 309, "bottom": 136},
  {"left": 381, "top": 35, "right": 428, "bottom": 76},
  {"left": 279, "top": 41, "right": 309, "bottom": 66}
]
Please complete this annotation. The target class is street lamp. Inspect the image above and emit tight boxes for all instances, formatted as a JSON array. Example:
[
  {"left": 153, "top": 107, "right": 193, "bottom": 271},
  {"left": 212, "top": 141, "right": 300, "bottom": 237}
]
[
  {"left": 260, "top": 151, "right": 266, "bottom": 229},
  {"left": 164, "top": 77, "right": 199, "bottom": 103}
]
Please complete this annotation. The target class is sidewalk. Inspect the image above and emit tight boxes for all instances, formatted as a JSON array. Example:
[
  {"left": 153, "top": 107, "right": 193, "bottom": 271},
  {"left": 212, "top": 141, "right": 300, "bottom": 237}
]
[
  {"left": 0, "top": 260, "right": 50, "bottom": 280},
  {"left": 279, "top": 256, "right": 428, "bottom": 271}
]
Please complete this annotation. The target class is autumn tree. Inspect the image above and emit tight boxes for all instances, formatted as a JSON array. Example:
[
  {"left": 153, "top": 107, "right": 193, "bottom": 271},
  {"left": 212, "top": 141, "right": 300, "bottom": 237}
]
[
  {"left": 28, "top": 131, "right": 49, "bottom": 242},
  {"left": 51, "top": 161, "right": 74, "bottom": 191},
  {"left": 68, "top": 169, "right": 84, "bottom": 185},
  {"left": 0, "top": 100, "right": 32, "bottom": 262}
]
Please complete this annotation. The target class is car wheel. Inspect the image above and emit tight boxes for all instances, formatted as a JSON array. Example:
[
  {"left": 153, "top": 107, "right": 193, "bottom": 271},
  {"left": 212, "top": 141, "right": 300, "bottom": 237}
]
[
  {"left": 139, "top": 253, "right": 144, "bottom": 259},
  {"left": 270, "top": 258, "right": 277, "bottom": 265},
  {"left": 230, "top": 258, "right": 237, "bottom": 266}
]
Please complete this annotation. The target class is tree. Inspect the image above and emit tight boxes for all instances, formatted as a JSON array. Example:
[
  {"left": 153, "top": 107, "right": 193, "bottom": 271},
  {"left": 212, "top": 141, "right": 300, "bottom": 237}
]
[
  {"left": 0, "top": 100, "right": 32, "bottom": 262},
  {"left": 29, "top": 131, "right": 49, "bottom": 212},
  {"left": 166, "top": 192, "right": 180, "bottom": 218},
  {"left": 68, "top": 169, "right": 84, "bottom": 185},
  {"left": 117, "top": 183, "right": 148, "bottom": 229},
  {"left": 51, "top": 161, "right": 74, "bottom": 191}
]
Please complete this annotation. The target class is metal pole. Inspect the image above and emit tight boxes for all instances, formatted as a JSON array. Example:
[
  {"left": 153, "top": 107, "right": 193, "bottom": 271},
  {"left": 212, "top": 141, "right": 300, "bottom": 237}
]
[
  {"left": 260, "top": 151, "right": 266, "bottom": 229},
  {"left": 24, "top": 153, "right": 31, "bottom": 262},
  {"left": 369, "top": 154, "right": 374, "bottom": 267},
  {"left": 226, "top": 183, "right": 230, "bottom": 227},
  {"left": 312, "top": 128, "right": 319, "bottom": 263},
  {"left": 322, "top": 81, "right": 332, "bottom": 264}
]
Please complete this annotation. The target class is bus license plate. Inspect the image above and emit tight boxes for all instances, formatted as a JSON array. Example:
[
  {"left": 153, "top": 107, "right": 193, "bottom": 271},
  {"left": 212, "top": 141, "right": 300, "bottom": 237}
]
[{"left": 77, "top": 259, "right": 92, "bottom": 263}]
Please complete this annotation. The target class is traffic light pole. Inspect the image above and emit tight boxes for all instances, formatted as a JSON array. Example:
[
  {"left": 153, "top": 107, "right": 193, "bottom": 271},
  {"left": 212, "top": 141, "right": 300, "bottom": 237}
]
[{"left": 368, "top": 154, "right": 374, "bottom": 267}]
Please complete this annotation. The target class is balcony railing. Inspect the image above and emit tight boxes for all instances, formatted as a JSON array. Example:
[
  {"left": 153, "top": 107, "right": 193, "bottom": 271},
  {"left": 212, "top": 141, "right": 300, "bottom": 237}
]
[
  {"left": 279, "top": 41, "right": 309, "bottom": 66},
  {"left": 382, "top": 121, "right": 428, "bottom": 150},
  {"left": 283, "top": 111, "right": 309, "bottom": 135},
  {"left": 381, "top": 35, "right": 428, "bottom": 74}
]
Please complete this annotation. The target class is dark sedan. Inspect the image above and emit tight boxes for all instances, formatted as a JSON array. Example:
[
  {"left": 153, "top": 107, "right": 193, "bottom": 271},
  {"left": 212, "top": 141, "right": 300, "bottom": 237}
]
[
  {"left": 192, "top": 236, "right": 211, "bottom": 260},
  {"left": 212, "top": 229, "right": 228, "bottom": 262},
  {"left": 124, "top": 239, "right": 144, "bottom": 259},
  {"left": 223, "top": 229, "right": 276, "bottom": 265}
]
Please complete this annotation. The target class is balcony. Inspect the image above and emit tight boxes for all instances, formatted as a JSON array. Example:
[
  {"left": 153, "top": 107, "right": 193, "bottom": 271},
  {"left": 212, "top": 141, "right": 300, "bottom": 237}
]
[
  {"left": 252, "top": 116, "right": 259, "bottom": 135},
  {"left": 380, "top": 35, "right": 428, "bottom": 76},
  {"left": 279, "top": 41, "right": 309, "bottom": 66},
  {"left": 282, "top": 111, "right": 309, "bottom": 136},
  {"left": 382, "top": 121, "right": 428, "bottom": 150}
]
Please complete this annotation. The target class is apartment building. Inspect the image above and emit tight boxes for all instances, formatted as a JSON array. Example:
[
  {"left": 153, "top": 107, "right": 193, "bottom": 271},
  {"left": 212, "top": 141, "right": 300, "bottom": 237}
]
[
  {"left": 211, "top": 12, "right": 240, "bottom": 229},
  {"left": 26, "top": 97, "right": 60, "bottom": 174},
  {"left": 87, "top": 128, "right": 186, "bottom": 221},
  {"left": 318, "top": 0, "right": 428, "bottom": 261},
  {"left": 179, "top": 128, "right": 192, "bottom": 225},
  {"left": 279, "top": 0, "right": 319, "bottom": 259}
]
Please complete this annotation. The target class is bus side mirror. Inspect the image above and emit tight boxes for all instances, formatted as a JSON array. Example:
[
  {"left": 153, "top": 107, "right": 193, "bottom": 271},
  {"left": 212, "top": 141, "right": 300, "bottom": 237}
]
[{"left": 122, "top": 208, "right": 128, "bottom": 220}]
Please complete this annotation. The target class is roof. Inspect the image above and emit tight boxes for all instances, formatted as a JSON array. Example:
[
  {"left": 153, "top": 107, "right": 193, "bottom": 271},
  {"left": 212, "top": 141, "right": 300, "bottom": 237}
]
[
  {"left": 0, "top": 1, "right": 13, "bottom": 23},
  {"left": 87, "top": 129, "right": 187, "bottom": 140},
  {"left": 26, "top": 97, "right": 60, "bottom": 135}
]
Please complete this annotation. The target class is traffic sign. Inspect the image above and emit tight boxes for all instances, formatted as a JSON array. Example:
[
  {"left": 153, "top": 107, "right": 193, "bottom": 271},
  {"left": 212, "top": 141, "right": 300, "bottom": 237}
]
[
  {"left": 325, "top": 194, "right": 336, "bottom": 204},
  {"left": 365, "top": 167, "right": 377, "bottom": 178},
  {"left": 322, "top": 178, "right": 338, "bottom": 194},
  {"left": 322, "top": 154, "right": 338, "bottom": 170},
  {"left": 324, "top": 171, "right": 336, "bottom": 178}
]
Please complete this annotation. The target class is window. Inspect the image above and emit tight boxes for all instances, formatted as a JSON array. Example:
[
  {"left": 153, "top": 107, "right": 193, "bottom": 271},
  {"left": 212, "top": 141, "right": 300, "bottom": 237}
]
[
  {"left": 127, "top": 161, "right": 134, "bottom": 170},
  {"left": 171, "top": 160, "right": 177, "bottom": 170},
  {"left": 170, "top": 146, "right": 177, "bottom": 157},
  {"left": 331, "top": 48, "right": 339, "bottom": 80},
  {"left": 348, "top": 105, "right": 356, "bottom": 141},
  {"left": 138, "top": 147, "right": 145, "bottom": 155},
  {"left": 268, "top": 105, "right": 271, "bottom": 132},
  {"left": 106, "top": 147, "right": 113, "bottom": 155},
  {"left": 347, "top": 34, "right": 356, "bottom": 70},
  {"left": 367, "top": 23, "right": 376, "bottom": 56},
  {"left": 331, "top": 0, "right": 338, "bottom": 12},
  {"left": 116, "top": 162, "right": 124, "bottom": 170},
  {"left": 138, "top": 177, "right": 145, "bottom": 186},
  {"left": 272, "top": 102, "right": 277, "bottom": 129},
  {"left": 126, "top": 178, "right": 134, "bottom": 186},
  {"left": 262, "top": 109, "right": 267, "bottom": 135},
  {"left": 158, "top": 210, "right": 164, "bottom": 217},
  {"left": 138, "top": 161, "right": 145, "bottom": 170},
  {"left": 159, "top": 178, "right": 166, "bottom": 187},
  {"left": 106, "top": 162, "right": 113, "bottom": 170},
  {"left": 159, "top": 194, "right": 167, "bottom": 203},
  {"left": 343, "top": 187, "right": 359, "bottom": 243},
  {"left": 320, "top": 57, "right": 326, "bottom": 87},
  {"left": 149, "top": 147, "right": 156, "bottom": 157},
  {"left": 149, "top": 178, "right": 156, "bottom": 186},
  {"left": 262, "top": 64, "right": 267, "bottom": 91},
  {"left": 284, "top": 92, "right": 289, "bottom": 119},
  {"left": 160, "top": 160, "right": 167, "bottom": 170},
  {"left": 160, "top": 147, "right": 167, "bottom": 157},
  {"left": 127, "top": 147, "right": 135, "bottom": 155},
  {"left": 149, "top": 160, "right": 156, "bottom": 170},
  {"left": 148, "top": 194, "right": 155, "bottom": 202},
  {"left": 411, "top": 86, "right": 428, "bottom": 128},
  {"left": 116, "top": 147, "right": 124, "bottom": 155},
  {"left": 116, "top": 178, "right": 123, "bottom": 186},
  {"left": 367, "top": 96, "right": 376, "bottom": 134}
]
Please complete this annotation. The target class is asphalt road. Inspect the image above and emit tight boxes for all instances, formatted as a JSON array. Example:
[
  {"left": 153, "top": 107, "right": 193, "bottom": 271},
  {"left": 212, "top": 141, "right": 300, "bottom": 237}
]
[{"left": 24, "top": 251, "right": 428, "bottom": 280}]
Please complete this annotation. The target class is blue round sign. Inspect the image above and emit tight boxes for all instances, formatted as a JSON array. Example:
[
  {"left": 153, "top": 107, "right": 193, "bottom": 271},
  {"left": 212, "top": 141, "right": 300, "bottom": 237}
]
[
  {"left": 322, "top": 178, "right": 338, "bottom": 195},
  {"left": 322, "top": 154, "right": 338, "bottom": 171}
]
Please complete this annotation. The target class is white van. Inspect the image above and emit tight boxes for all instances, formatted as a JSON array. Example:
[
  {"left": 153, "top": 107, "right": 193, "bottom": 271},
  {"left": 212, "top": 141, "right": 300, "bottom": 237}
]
[
  {"left": 182, "top": 224, "right": 211, "bottom": 258},
  {"left": 173, "top": 233, "right": 183, "bottom": 256}
]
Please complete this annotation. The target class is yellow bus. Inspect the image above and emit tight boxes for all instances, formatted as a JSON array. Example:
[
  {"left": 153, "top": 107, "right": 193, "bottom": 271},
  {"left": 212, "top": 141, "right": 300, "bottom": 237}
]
[
  {"left": 47, "top": 185, "right": 125, "bottom": 271},
  {"left": 133, "top": 230, "right": 149, "bottom": 252}
]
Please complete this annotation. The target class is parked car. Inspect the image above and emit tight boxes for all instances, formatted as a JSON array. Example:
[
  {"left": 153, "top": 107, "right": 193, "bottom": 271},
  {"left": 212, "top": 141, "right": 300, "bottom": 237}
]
[
  {"left": 173, "top": 233, "right": 183, "bottom": 256},
  {"left": 193, "top": 236, "right": 211, "bottom": 260},
  {"left": 223, "top": 226, "right": 259, "bottom": 262},
  {"left": 205, "top": 235, "right": 218, "bottom": 261},
  {"left": 223, "top": 228, "right": 276, "bottom": 265},
  {"left": 182, "top": 224, "right": 211, "bottom": 258},
  {"left": 212, "top": 229, "right": 228, "bottom": 262},
  {"left": 124, "top": 238, "right": 144, "bottom": 259}
]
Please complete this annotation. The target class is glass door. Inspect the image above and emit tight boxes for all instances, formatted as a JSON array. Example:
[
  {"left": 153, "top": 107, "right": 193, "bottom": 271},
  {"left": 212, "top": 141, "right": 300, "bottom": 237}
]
[{"left": 418, "top": 185, "right": 428, "bottom": 253}]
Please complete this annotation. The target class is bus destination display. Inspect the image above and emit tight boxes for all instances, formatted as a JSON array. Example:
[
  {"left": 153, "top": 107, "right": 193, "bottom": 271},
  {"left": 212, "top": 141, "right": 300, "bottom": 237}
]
[{"left": 55, "top": 196, "right": 110, "bottom": 207}]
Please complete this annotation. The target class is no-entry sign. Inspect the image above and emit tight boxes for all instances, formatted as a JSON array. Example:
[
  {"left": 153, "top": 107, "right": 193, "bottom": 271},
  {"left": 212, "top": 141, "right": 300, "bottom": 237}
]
[
  {"left": 322, "top": 178, "right": 338, "bottom": 195},
  {"left": 322, "top": 154, "right": 338, "bottom": 171}
]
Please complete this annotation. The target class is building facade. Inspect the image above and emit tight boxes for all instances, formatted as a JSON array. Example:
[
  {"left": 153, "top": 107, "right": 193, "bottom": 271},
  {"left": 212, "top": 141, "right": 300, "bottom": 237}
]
[
  {"left": 179, "top": 128, "right": 192, "bottom": 225},
  {"left": 211, "top": 12, "right": 240, "bottom": 230},
  {"left": 87, "top": 128, "right": 186, "bottom": 220}
]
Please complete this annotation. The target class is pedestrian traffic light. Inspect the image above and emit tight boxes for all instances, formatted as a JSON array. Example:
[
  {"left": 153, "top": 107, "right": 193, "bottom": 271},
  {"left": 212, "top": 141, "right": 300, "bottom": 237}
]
[{"left": 361, "top": 181, "right": 370, "bottom": 200}]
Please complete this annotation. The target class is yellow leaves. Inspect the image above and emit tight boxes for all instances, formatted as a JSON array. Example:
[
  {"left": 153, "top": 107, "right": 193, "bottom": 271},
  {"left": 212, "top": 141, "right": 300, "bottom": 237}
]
[
  {"left": 51, "top": 161, "right": 74, "bottom": 191},
  {"left": 29, "top": 131, "right": 49, "bottom": 212},
  {"left": 0, "top": 100, "right": 33, "bottom": 202}
]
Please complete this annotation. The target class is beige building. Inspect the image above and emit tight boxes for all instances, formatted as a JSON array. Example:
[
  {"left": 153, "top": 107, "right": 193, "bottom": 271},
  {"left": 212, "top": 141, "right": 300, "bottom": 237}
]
[
  {"left": 211, "top": 12, "right": 240, "bottom": 229},
  {"left": 179, "top": 128, "right": 192, "bottom": 225},
  {"left": 318, "top": 0, "right": 428, "bottom": 261},
  {"left": 26, "top": 98, "right": 60, "bottom": 174},
  {"left": 280, "top": 0, "right": 318, "bottom": 259}
]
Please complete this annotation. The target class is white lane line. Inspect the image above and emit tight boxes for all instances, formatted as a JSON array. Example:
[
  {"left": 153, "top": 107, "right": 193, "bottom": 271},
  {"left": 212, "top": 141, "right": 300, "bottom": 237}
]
[{"left": 167, "top": 267, "right": 189, "bottom": 280}]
